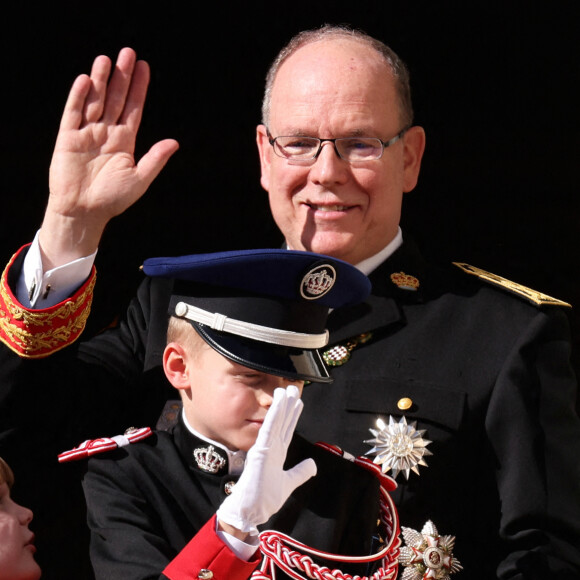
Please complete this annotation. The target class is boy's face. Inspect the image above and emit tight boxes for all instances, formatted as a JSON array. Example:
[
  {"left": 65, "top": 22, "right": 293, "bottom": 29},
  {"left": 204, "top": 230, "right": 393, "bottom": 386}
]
[
  {"left": 180, "top": 343, "right": 304, "bottom": 452},
  {"left": 0, "top": 482, "right": 40, "bottom": 580}
]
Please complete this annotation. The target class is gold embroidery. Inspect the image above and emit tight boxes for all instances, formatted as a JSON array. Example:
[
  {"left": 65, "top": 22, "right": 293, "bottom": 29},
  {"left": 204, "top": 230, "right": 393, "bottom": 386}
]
[
  {"left": 0, "top": 269, "right": 95, "bottom": 325},
  {"left": 0, "top": 262, "right": 96, "bottom": 358},
  {"left": 453, "top": 262, "right": 571, "bottom": 308}
]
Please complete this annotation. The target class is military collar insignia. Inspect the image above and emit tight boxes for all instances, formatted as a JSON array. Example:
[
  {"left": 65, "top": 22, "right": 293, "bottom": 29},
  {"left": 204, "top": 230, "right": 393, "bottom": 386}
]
[
  {"left": 399, "top": 520, "right": 463, "bottom": 580},
  {"left": 193, "top": 444, "right": 227, "bottom": 474},
  {"left": 322, "top": 332, "right": 372, "bottom": 367},
  {"left": 364, "top": 416, "right": 432, "bottom": 480},
  {"left": 390, "top": 271, "right": 420, "bottom": 291},
  {"left": 57, "top": 427, "right": 153, "bottom": 463},
  {"left": 300, "top": 263, "right": 336, "bottom": 300},
  {"left": 453, "top": 262, "right": 571, "bottom": 308}
]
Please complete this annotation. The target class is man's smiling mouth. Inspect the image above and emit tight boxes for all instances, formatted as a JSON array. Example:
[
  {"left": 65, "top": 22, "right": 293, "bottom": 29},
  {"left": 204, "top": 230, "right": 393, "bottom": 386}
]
[{"left": 307, "top": 204, "right": 350, "bottom": 212}]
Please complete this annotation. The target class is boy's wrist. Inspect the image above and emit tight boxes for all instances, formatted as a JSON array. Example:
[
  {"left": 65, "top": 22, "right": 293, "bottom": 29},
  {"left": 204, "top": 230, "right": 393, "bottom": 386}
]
[{"left": 217, "top": 518, "right": 249, "bottom": 542}]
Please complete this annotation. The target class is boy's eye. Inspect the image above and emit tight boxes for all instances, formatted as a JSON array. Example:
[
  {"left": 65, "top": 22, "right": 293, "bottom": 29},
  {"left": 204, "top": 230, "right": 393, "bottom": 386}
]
[{"left": 233, "top": 372, "right": 261, "bottom": 383}]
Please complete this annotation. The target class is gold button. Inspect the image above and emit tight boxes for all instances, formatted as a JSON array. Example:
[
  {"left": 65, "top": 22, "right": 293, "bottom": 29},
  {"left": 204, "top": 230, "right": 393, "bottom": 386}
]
[
  {"left": 198, "top": 570, "right": 213, "bottom": 579},
  {"left": 397, "top": 397, "right": 413, "bottom": 410}
]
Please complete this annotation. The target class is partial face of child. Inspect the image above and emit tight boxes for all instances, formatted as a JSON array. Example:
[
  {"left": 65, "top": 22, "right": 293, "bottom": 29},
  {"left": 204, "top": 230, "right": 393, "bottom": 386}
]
[
  {"left": 0, "top": 482, "right": 40, "bottom": 580},
  {"left": 180, "top": 343, "right": 304, "bottom": 452}
]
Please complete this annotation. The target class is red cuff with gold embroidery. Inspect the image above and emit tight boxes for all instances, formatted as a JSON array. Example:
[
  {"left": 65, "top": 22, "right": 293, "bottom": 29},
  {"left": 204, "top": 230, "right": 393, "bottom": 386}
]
[{"left": 0, "top": 246, "right": 96, "bottom": 358}]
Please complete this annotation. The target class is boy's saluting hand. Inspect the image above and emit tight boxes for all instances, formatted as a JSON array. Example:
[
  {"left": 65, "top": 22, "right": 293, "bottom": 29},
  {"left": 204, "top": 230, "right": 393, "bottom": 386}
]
[{"left": 216, "top": 385, "right": 317, "bottom": 537}]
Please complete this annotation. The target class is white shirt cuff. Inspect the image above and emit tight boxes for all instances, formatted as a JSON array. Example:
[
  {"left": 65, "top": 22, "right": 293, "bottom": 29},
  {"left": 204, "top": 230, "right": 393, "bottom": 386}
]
[
  {"left": 16, "top": 231, "right": 97, "bottom": 308},
  {"left": 216, "top": 522, "right": 259, "bottom": 561}
]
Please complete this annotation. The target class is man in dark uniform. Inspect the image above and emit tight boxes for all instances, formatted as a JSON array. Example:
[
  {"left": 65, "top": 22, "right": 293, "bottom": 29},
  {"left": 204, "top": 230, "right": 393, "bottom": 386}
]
[{"left": 1, "top": 25, "right": 580, "bottom": 579}]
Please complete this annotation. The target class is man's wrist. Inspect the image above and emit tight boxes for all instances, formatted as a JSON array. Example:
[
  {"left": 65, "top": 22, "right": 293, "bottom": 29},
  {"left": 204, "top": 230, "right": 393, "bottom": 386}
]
[{"left": 38, "top": 212, "right": 104, "bottom": 270}]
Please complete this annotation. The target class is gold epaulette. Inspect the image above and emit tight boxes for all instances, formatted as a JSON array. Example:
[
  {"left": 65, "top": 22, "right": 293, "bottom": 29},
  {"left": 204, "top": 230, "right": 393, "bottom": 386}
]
[
  {"left": 0, "top": 248, "right": 96, "bottom": 358},
  {"left": 453, "top": 262, "right": 571, "bottom": 308}
]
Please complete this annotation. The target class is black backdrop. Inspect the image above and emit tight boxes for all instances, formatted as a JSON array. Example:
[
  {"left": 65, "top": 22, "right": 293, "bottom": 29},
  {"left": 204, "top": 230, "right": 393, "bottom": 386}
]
[{"left": 1, "top": 2, "right": 579, "bottom": 365}]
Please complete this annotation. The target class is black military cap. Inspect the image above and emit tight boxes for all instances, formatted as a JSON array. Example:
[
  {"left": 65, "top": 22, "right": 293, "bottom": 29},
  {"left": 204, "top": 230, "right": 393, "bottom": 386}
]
[{"left": 142, "top": 248, "right": 370, "bottom": 383}]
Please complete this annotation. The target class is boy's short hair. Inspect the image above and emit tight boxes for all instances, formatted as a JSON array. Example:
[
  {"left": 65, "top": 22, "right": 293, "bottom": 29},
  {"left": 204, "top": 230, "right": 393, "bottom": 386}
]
[
  {"left": 166, "top": 316, "right": 208, "bottom": 359},
  {"left": 0, "top": 457, "right": 14, "bottom": 488}
]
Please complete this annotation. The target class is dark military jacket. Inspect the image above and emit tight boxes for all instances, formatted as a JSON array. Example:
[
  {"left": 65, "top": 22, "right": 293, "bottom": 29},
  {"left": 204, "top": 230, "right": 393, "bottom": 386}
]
[
  {"left": 298, "top": 240, "right": 580, "bottom": 579},
  {"left": 83, "top": 418, "right": 383, "bottom": 580},
  {"left": 1, "top": 239, "right": 580, "bottom": 579}
]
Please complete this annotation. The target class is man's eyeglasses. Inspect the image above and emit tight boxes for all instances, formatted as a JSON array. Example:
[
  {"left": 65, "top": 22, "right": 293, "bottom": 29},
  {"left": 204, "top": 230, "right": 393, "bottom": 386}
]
[{"left": 267, "top": 126, "right": 411, "bottom": 162}]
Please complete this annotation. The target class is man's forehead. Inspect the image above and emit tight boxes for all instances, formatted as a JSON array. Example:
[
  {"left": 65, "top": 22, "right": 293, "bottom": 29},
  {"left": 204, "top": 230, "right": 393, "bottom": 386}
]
[
  {"left": 269, "top": 40, "right": 399, "bottom": 134},
  {"left": 275, "top": 37, "right": 390, "bottom": 81}
]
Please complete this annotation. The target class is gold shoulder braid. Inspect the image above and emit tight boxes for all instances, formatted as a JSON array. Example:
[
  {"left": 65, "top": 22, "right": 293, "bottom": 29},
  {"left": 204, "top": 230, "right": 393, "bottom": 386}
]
[
  {"left": 322, "top": 332, "right": 373, "bottom": 367},
  {"left": 453, "top": 262, "right": 572, "bottom": 308}
]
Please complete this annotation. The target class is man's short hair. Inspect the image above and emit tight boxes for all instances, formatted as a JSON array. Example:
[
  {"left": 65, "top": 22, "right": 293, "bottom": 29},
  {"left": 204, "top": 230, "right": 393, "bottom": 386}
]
[{"left": 261, "top": 24, "right": 414, "bottom": 128}]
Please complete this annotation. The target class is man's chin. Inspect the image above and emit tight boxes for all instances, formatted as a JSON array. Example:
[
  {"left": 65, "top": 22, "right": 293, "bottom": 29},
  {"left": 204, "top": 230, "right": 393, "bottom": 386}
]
[{"left": 297, "top": 233, "right": 358, "bottom": 263}]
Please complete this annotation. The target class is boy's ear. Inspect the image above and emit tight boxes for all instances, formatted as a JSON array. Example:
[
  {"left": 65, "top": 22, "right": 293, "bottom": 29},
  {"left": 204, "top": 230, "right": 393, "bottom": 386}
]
[{"left": 163, "top": 343, "right": 191, "bottom": 390}]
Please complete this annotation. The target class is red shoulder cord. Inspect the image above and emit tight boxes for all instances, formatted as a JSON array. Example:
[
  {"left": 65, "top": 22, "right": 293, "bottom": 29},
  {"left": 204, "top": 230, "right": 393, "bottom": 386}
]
[{"left": 251, "top": 443, "right": 401, "bottom": 580}]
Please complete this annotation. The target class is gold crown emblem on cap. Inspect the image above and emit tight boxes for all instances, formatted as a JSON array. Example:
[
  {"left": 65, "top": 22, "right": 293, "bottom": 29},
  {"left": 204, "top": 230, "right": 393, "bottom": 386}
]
[
  {"left": 301, "top": 264, "right": 336, "bottom": 300},
  {"left": 390, "top": 271, "right": 420, "bottom": 291},
  {"left": 193, "top": 445, "right": 226, "bottom": 474}
]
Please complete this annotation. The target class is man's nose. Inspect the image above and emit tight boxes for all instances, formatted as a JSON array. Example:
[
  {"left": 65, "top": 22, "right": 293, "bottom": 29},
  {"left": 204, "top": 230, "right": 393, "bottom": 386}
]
[{"left": 309, "top": 140, "right": 349, "bottom": 185}]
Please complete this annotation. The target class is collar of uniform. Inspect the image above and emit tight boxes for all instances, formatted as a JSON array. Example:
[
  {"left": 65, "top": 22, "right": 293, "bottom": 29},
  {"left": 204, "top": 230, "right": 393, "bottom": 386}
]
[
  {"left": 326, "top": 237, "right": 428, "bottom": 342},
  {"left": 367, "top": 236, "right": 428, "bottom": 299},
  {"left": 355, "top": 228, "right": 403, "bottom": 276},
  {"left": 180, "top": 410, "right": 246, "bottom": 475}
]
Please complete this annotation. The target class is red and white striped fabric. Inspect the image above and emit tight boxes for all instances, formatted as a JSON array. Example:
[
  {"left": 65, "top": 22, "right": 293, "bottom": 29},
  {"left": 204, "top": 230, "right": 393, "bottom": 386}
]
[
  {"left": 58, "top": 427, "right": 153, "bottom": 463},
  {"left": 251, "top": 444, "right": 401, "bottom": 580}
]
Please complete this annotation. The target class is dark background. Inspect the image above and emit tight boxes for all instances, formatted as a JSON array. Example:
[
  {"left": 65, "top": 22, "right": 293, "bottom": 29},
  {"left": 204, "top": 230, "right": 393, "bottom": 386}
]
[{"left": 1, "top": 2, "right": 579, "bottom": 362}]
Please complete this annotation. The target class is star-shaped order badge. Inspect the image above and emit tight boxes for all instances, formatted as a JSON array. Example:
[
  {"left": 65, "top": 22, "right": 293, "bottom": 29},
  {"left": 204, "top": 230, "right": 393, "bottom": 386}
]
[
  {"left": 399, "top": 520, "right": 462, "bottom": 580},
  {"left": 364, "top": 415, "right": 432, "bottom": 480}
]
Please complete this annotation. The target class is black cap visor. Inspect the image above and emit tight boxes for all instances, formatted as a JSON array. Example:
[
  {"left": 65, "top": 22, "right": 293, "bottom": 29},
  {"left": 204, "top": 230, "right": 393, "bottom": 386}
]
[{"left": 192, "top": 322, "right": 332, "bottom": 384}]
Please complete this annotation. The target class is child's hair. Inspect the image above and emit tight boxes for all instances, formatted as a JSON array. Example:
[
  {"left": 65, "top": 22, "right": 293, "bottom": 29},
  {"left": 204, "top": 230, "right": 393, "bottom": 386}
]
[
  {"left": 0, "top": 457, "right": 14, "bottom": 488},
  {"left": 167, "top": 316, "right": 209, "bottom": 360}
]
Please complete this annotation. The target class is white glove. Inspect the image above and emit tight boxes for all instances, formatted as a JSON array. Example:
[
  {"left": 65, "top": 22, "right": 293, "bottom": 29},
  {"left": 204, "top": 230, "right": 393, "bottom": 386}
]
[{"left": 216, "top": 385, "right": 317, "bottom": 534}]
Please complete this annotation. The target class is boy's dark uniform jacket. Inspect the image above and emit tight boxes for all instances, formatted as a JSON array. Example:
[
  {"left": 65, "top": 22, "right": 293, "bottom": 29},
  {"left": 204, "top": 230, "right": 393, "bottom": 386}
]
[
  {"left": 82, "top": 420, "right": 382, "bottom": 580},
  {"left": 1, "top": 239, "right": 580, "bottom": 579}
]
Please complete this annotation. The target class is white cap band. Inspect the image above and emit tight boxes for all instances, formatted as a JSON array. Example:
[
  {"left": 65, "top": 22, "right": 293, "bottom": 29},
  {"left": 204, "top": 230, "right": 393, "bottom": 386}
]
[{"left": 174, "top": 301, "right": 329, "bottom": 349}]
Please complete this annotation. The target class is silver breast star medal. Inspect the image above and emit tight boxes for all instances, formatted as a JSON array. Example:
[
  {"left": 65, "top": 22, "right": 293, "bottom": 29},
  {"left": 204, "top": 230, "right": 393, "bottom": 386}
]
[
  {"left": 364, "top": 416, "right": 432, "bottom": 479},
  {"left": 399, "top": 520, "right": 462, "bottom": 580}
]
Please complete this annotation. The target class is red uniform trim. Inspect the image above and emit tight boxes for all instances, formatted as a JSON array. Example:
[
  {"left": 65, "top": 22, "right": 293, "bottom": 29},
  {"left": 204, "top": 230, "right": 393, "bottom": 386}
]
[
  {"left": 163, "top": 515, "right": 260, "bottom": 580},
  {"left": 0, "top": 245, "right": 96, "bottom": 358}
]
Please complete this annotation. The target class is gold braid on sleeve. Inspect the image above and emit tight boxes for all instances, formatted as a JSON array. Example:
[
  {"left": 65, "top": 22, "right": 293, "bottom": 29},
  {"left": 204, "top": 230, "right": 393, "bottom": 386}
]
[{"left": 0, "top": 250, "right": 96, "bottom": 358}]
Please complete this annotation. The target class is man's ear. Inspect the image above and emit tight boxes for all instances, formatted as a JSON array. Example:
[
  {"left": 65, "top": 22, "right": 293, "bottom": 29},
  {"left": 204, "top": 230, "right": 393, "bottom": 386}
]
[
  {"left": 163, "top": 343, "right": 191, "bottom": 390},
  {"left": 402, "top": 125, "right": 426, "bottom": 193},
  {"left": 256, "top": 124, "right": 272, "bottom": 192}
]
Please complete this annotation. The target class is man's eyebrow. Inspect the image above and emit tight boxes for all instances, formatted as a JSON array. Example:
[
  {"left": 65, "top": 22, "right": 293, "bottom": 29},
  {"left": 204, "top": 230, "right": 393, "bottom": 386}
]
[
  {"left": 276, "top": 129, "right": 313, "bottom": 137},
  {"left": 277, "top": 128, "right": 375, "bottom": 137}
]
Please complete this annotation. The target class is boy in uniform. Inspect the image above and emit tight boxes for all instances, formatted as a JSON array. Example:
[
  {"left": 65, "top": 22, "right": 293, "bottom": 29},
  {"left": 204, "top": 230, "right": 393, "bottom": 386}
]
[{"left": 59, "top": 248, "right": 403, "bottom": 580}]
